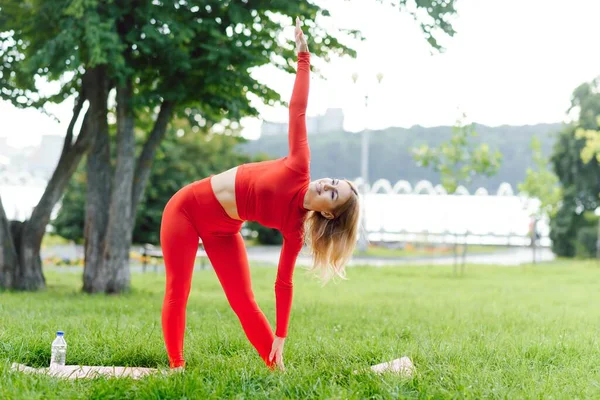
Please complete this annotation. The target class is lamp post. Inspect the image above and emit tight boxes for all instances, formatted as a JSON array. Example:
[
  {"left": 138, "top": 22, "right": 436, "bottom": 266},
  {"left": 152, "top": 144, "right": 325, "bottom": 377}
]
[{"left": 352, "top": 72, "right": 384, "bottom": 253}]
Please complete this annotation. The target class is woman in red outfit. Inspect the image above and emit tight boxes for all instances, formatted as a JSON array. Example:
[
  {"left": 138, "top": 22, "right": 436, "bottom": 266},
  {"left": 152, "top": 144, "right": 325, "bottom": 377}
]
[{"left": 160, "top": 18, "right": 360, "bottom": 372}]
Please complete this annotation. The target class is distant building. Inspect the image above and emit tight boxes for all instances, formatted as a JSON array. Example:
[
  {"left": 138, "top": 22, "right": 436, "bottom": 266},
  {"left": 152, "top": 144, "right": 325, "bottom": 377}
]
[
  {"left": 261, "top": 121, "right": 288, "bottom": 136},
  {"left": 28, "top": 135, "right": 63, "bottom": 179},
  {"left": 0, "top": 134, "right": 64, "bottom": 179},
  {"left": 261, "top": 108, "right": 344, "bottom": 137},
  {"left": 0, "top": 137, "right": 14, "bottom": 159}
]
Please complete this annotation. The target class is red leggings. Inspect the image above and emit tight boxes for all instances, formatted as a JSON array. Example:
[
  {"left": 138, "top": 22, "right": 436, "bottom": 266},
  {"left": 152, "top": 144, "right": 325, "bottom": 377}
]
[{"left": 160, "top": 177, "right": 275, "bottom": 368}]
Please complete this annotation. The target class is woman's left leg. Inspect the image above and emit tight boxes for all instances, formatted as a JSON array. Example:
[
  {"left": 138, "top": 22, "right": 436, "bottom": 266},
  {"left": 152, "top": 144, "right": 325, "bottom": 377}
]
[{"left": 202, "top": 232, "right": 276, "bottom": 367}]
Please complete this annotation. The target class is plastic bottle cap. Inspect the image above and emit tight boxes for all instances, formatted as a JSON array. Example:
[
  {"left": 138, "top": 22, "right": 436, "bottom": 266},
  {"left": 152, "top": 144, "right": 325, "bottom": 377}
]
[{"left": 57, "top": 331, "right": 64, "bottom": 336}]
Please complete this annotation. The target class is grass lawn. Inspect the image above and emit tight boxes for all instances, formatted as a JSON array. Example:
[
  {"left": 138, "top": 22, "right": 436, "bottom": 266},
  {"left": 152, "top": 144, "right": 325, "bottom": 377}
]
[{"left": 1, "top": 261, "right": 600, "bottom": 399}]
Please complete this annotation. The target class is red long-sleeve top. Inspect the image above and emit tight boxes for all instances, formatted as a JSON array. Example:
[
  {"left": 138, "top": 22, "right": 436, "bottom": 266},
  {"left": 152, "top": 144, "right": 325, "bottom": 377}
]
[{"left": 234, "top": 52, "right": 311, "bottom": 338}]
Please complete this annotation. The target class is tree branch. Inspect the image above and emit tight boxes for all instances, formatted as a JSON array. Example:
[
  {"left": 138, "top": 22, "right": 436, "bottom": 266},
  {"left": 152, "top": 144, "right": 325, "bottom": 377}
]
[
  {"left": 131, "top": 100, "right": 174, "bottom": 220},
  {"left": 61, "top": 89, "right": 87, "bottom": 158},
  {"left": 26, "top": 110, "right": 92, "bottom": 249}
]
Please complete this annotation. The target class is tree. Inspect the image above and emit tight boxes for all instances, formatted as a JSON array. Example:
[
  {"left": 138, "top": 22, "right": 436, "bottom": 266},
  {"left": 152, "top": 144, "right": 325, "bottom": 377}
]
[
  {"left": 575, "top": 116, "right": 600, "bottom": 165},
  {"left": 518, "top": 136, "right": 562, "bottom": 261},
  {"left": 573, "top": 77, "right": 600, "bottom": 166},
  {"left": 518, "top": 136, "right": 562, "bottom": 220},
  {"left": 0, "top": 87, "right": 93, "bottom": 290},
  {"left": 549, "top": 78, "right": 600, "bottom": 257},
  {"left": 1, "top": 0, "right": 458, "bottom": 292},
  {"left": 411, "top": 114, "right": 503, "bottom": 194},
  {"left": 411, "top": 114, "right": 502, "bottom": 272},
  {"left": 0, "top": 0, "right": 120, "bottom": 290}
]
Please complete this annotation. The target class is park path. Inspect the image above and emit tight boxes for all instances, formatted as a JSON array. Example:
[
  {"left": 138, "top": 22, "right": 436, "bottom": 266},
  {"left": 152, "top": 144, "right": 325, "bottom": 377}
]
[
  {"left": 42, "top": 244, "right": 555, "bottom": 272},
  {"left": 246, "top": 245, "right": 555, "bottom": 267}
]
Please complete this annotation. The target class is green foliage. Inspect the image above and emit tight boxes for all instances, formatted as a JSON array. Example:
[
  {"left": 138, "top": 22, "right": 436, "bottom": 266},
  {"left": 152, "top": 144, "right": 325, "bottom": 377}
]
[
  {"left": 1, "top": 0, "right": 457, "bottom": 121},
  {"left": 574, "top": 225, "right": 598, "bottom": 259},
  {"left": 575, "top": 211, "right": 600, "bottom": 258},
  {"left": 549, "top": 77, "right": 600, "bottom": 258},
  {"left": 245, "top": 222, "right": 283, "bottom": 246},
  {"left": 575, "top": 116, "right": 600, "bottom": 164},
  {"left": 549, "top": 189, "right": 585, "bottom": 257},
  {"left": 564, "top": 78, "right": 600, "bottom": 175},
  {"left": 411, "top": 115, "right": 502, "bottom": 193},
  {"left": 51, "top": 163, "right": 87, "bottom": 244},
  {"left": 518, "top": 136, "right": 562, "bottom": 218},
  {"left": 552, "top": 130, "right": 600, "bottom": 210},
  {"left": 0, "top": 0, "right": 124, "bottom": 107}
]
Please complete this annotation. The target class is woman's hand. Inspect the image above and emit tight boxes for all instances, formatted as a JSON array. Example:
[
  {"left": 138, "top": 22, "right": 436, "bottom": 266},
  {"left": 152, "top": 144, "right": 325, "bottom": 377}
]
[
  {"left": 269, "top": 336, "right": 286, "bottom": 371},
  {"left": 295, "top": 17, "right": 308, "bottom": 53}
]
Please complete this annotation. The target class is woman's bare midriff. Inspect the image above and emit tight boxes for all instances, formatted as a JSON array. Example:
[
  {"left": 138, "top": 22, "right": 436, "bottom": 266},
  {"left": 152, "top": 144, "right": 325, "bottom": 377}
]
[{"left": 210, "top": 167, "right": 243, "bottom": 221}]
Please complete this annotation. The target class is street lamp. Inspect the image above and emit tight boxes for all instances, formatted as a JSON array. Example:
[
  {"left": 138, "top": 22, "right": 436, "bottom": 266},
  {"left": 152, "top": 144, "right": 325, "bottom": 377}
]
[{"left": 352, "top": 72, "right": 384, "bottom": 253}]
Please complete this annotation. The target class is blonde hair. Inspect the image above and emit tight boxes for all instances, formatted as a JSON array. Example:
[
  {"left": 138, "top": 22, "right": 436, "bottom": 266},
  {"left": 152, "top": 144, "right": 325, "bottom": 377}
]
[{"left": 304, "top": 180, "right": 360, "bottom": 283}]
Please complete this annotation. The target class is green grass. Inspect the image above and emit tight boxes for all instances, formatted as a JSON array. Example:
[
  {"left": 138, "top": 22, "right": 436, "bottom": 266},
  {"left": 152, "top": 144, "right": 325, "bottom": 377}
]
[{"left": 2, "top": 261, "right": 600, "bottom": 399}]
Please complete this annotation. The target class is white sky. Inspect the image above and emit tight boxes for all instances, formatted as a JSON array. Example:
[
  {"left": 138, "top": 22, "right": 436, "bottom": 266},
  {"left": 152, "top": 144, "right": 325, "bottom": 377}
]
[{"left": 1, "top": 0, "right": 599, "bottom": 147}]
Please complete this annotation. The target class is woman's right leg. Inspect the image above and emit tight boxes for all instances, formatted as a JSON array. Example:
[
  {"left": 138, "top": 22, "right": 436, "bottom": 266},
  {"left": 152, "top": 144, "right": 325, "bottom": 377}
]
[{"left": 160, "top": 196, "right": 200, "bottom": 369}]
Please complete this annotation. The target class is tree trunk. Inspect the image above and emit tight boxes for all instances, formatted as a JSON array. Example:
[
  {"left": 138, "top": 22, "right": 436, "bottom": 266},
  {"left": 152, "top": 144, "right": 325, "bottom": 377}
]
[
  {"left": 82, "top": 82, "right": 174, "bottom": 294},
  {"left": 103, "top": 80, "right": 136, "bottom": 293},
  {"left": 12, "top": 221, "right": 44, "bottom": 290},
  {"left": 0, "top": 196, "right": 18, "bottom": 289},
  {"left": 131, "top": 100, "right": 174, "bottom": 218},
  {"left": 0, "top": 219, "right": 44, "bottom": 291},
  {"left": 81, "top": 92, "right": 174, "bottom": 293},
  {"left": 100, "top": 98, "right": 173, "bottom": 293},
  {"left": 83, "top": 67, "right": 112, "bottom": 293},
  {"left": 0, "top": 89, "right": 91, "bottom": 291}
]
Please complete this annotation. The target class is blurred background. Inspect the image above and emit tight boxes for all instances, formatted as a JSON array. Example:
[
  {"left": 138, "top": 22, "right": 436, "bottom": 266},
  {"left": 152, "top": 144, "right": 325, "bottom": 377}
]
[{"left": 1, "top": 0, "right": 599, "bottom": 292}]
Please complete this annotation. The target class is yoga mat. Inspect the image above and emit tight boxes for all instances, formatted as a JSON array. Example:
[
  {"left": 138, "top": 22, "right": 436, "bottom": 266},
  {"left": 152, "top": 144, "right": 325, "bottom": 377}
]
[{"left": 11, "top": 362, "right": 168, "bottom": 380}]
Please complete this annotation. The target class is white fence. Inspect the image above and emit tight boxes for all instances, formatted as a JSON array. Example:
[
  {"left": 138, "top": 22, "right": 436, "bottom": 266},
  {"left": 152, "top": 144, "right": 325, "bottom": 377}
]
[{"left": 355, "top": 179, "right": 550, "bottom": 247}]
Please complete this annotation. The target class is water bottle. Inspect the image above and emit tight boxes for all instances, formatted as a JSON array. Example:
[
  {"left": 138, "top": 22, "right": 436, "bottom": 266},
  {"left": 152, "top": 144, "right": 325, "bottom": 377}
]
[{"left": 50, "top": 331, "right": 67, "bottom": 369}]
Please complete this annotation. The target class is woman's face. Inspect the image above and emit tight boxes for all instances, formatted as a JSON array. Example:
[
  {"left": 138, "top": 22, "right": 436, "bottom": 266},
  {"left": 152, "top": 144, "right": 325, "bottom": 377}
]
[{"left": 306, "top": 178, "right": 354, "bottom": 218}]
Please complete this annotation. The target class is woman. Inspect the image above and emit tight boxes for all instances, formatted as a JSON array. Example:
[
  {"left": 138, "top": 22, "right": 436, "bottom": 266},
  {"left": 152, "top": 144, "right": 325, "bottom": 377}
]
[{"left": 160, "top": 17, "right": 360, "bottom": 372}]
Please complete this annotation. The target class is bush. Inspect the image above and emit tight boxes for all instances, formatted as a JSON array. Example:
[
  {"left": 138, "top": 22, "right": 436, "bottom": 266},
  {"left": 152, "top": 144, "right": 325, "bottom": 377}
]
[
  {"left": 245, "top": 221, "right": 282, "bottom": 245},
  {"left": 575, "top": 226, "right": 598, "bottom": 258},
  {"left": 549, "top": 196, "right": 582, "bottom": 257}
]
